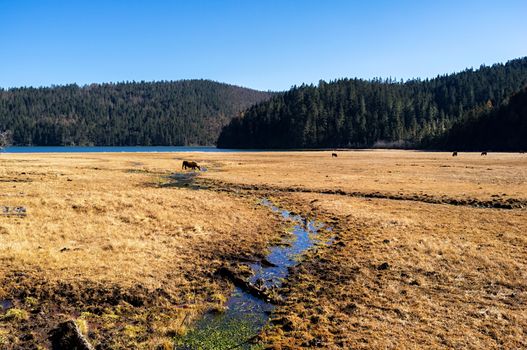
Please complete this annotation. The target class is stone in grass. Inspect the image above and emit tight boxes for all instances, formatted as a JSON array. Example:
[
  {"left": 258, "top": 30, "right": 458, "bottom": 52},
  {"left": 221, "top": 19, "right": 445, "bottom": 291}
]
[{"left": 49, "top": 320, "right": 94, "bottom": 350}]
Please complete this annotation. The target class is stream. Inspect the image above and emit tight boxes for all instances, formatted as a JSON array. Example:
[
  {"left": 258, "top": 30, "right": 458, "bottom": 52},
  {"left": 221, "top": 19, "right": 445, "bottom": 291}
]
[{"left": 176, "top": 199, "right": 331, "bottom": 349}]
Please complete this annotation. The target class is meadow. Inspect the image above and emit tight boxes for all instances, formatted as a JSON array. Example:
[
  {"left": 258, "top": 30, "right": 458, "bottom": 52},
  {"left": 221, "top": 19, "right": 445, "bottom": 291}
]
[{"left": 0, "top": 150, "right": 525, "bottom": 349}]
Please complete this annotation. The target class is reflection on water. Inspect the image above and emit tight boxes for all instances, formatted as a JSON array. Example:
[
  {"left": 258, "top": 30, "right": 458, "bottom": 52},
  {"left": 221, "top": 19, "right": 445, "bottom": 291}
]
[
  {"left": 1, "top": 299, "right": 13, "bottom": 310},
  {"left": 3, "top": 146, "right": 296, "bottom": 153},
  {"left": 176, "top": 199, "right": 330, "bottom": 349}
]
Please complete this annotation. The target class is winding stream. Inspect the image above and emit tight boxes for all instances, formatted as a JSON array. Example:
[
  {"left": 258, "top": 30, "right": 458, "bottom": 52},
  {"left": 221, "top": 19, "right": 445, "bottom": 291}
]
[{"left": 176, "top": 199, "right": 331, "bottom": 349}]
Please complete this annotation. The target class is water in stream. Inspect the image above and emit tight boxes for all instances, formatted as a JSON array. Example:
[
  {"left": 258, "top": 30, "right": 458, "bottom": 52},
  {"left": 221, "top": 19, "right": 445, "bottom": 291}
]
[
  {"left": 176, "top": 199, "right": 329, "bottom": 349},
  {"left": 1, "top": 299, "right": 13, "bottom": 310}
]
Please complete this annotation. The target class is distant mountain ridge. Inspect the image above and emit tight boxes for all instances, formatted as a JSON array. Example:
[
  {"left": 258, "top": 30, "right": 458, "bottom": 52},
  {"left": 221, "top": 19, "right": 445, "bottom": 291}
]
[
  {"left": 217, "top": 57, "right": 527, "bottom": 149},
  {"left": 0, "top": 79, "right": 272, "bottom": 146}
]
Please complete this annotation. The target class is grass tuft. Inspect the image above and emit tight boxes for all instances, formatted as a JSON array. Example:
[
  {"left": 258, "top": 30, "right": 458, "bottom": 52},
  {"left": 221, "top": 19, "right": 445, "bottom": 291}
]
[{"left": 2, "top": 308, "right": 29, "bottom": 322}]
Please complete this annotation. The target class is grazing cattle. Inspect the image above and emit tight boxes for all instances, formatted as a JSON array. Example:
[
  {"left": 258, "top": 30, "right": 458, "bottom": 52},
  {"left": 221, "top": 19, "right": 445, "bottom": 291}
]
[
  {"left": 182, "top": 160, "right": 201, "bottom": 171},
  {"left": 452, "top": 151, "right": 458, "bottom": 157},
  {"left": 481, "top": 151, "right": 488, "bottom": 156},
  {"left": 332, "top": 153, "right": 338, "bottom": 158}
]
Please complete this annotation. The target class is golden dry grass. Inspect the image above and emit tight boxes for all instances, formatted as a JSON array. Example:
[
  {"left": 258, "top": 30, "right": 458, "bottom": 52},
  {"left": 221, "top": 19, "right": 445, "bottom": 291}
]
[
  {"left": 0, "top": 153, "right": 280, "bottom": 348},
  {"left": 261, "top": 193, "right": 527, "bottom": 349},
  {"left": 200, "top": 150, "right": 527, "bottom": 203},
  {"left": 190, "top": 149, "right": 526, "bottom": 349},
  {"left": 0, "top": 150, "right": 525, "bottom": 349},
  {"left": 0, "top": 153, "right": 279, "bottom": 287}
]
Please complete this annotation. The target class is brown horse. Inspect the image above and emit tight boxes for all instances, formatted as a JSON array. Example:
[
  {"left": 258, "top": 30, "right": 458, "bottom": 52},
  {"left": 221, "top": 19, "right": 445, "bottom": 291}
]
[
  {"left": 332, "top": 153, "right": 338, "bottom": 158},
  {"left": 481, "top": 151, "right": 488, "bottom": 156},
  {"left": 452, "top": 151, "right": 458, "bottom": 157},
  {"left": 182, "top": 160, "right": 201, "bottom": 171}
]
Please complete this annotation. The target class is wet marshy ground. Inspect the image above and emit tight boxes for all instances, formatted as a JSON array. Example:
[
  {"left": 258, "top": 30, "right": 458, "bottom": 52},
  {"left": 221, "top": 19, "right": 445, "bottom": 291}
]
[
  {"left": 175, "top": 199, "right": 332, "bottom": 349},
  {"left": 161, "top": 169, "right": 209, "bottom": 190}
]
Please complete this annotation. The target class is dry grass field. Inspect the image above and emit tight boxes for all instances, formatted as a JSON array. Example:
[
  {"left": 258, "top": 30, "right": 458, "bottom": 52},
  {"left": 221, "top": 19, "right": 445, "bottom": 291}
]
[
  {"left": 199, "top": 150, "right": 527, "bottom": 207},
  {"left": 0, "top": 150, "right": 526, "bottom": 349},
  {"left": 260, "top": 193, "right": 527, "bottom": 349},
  {"left": 0, "top": 153, "right": 281, "bottom": 349}
]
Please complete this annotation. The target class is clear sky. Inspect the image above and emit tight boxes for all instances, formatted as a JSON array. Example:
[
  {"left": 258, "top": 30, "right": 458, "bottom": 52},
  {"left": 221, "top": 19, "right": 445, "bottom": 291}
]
[{"left": 1, "top": 0, "right": 526, "bottom": 91}]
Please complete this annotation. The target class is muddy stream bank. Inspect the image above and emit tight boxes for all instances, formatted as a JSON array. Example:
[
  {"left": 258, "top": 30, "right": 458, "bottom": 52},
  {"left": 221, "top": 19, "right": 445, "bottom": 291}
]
[{"left": 175, "top": 198, "right": 333, "bottom": 349}]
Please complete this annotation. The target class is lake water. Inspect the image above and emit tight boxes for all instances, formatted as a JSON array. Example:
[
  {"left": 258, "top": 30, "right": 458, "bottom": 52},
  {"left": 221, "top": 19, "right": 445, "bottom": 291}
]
[{"left": 2, "top": 146, "right": 257, "bottom": 153}]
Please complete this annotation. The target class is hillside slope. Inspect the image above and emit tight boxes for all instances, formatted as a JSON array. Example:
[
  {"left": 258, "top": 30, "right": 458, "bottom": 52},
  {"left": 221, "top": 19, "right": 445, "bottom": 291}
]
[
  {"left": 0, "top": 80, "right": 272, "bottom": 146},
  {"left": 429, "top": 87, "right": 527, "bottom": 151},
  {"left": 217, "top": 57, "right": 527, "bottom": 149}
]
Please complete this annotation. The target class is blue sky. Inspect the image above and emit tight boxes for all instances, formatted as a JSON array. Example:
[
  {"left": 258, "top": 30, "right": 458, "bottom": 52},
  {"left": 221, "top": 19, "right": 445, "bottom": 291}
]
[{"left": 1, "top": 0, "right": 526, "bottom": 91}]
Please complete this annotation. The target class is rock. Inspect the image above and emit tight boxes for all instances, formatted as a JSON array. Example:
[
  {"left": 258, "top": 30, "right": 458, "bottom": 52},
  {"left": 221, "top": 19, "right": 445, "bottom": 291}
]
[{"left": 49, "top": 320, "right": 94, "bottom": 350}]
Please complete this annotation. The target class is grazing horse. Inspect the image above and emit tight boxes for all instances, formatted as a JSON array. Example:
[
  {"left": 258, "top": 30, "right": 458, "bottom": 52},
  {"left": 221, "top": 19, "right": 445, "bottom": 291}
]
[
  {"left": 182, "top": 160, "right": 201, "bottom": 171},
  {"left": 481, "top": 151, "right": 488, "bottom": 156},
  {"left": 332, "top": 153, "right": 338, "bottom": 158},
  {"left": 452, "top": 151, "right": 458, "bottom": 157}
]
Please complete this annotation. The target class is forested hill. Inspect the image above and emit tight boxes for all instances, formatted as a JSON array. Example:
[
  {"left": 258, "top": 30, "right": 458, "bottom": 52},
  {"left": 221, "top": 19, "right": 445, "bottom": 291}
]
[
  {"left": 428, "top": 87, "right": 527, "bottom": 152},
  {"left": 217, "top": 57, "right": 527, "bottom": 149},
  {"left": 0, "top": 80, "right": 272, "bottom": 146}
]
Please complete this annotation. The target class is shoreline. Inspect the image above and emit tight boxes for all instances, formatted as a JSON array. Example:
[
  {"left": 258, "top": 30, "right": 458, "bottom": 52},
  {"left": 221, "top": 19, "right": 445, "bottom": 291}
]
[{"left": 3, "top": 146, "right": 526, "bottom": 154}]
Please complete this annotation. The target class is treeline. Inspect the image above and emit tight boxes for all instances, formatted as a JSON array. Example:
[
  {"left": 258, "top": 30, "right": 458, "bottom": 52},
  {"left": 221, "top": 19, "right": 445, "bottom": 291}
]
[
  {"left": 0, "top": 80, "right": 271, "bottom": 146},
  {"left": 428, "top": 87, "right": 527, "bottom": 151},
  {"left": 217, "top": 57, "right": 527, "bottom": 149}
]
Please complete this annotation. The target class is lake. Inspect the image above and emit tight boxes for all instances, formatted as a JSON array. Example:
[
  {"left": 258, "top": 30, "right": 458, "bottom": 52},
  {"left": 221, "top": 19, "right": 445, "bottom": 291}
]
[{"left": 2, "top": 146, "right": 254, "bottom": 153}]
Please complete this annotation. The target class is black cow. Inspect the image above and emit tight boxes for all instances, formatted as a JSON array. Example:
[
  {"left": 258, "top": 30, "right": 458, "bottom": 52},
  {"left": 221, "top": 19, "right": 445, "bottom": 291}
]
[{"left": 182, "top": 160, "right": 201, "bottom": 171}]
